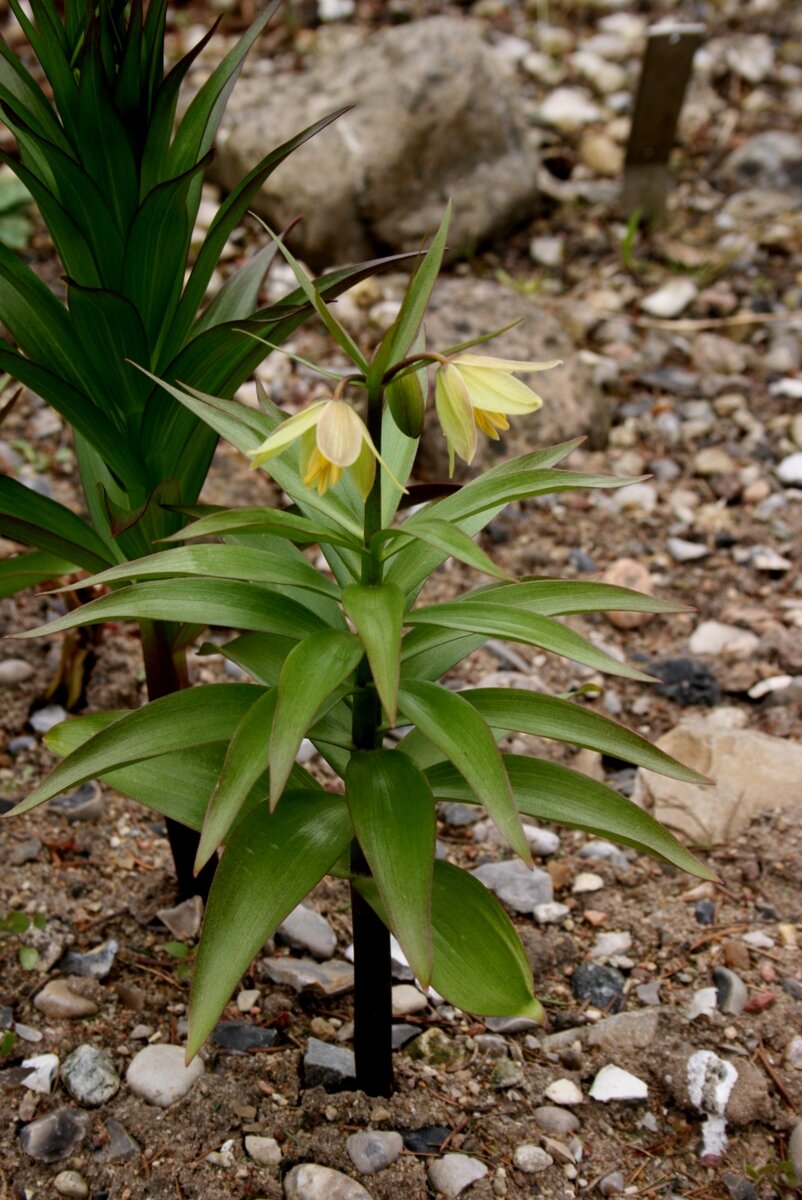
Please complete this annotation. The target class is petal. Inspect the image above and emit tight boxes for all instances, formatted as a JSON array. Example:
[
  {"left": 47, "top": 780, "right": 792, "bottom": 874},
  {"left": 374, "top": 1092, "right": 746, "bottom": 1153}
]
[
  {"left": 435, "top": 364, "right": 477, "bottom": 466},
  {"left": 455, "top": 354, "right": 562, "bottom": 373},
  {"left": 304, "top": 447, "right": 342, "bottom": 494},
  {"left": 316, "top": 400, "right": 365, "bottom": 468},
  {"left": 349, "top": 440, "right": 376, "bottom": 500},
  {"left": 247, "top": 400, "right": 328, "bottom": 467},
  {"left": 455, "top": 365, "right": 545, "bottom": 415},
  {"left": 474, "top": 408, "right": 509, "bottom": 439}
]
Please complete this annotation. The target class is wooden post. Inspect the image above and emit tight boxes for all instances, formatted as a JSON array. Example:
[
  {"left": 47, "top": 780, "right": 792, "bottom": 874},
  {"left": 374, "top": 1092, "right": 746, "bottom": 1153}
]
[{"left": 623, "top": 23, "right": 705, "bottom": 223}]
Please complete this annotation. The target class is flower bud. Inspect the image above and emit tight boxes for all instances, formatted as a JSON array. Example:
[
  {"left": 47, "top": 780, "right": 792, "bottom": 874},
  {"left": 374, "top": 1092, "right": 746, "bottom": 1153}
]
[{"left": 386, "top": 371, "right": 425, "bottom": 439}]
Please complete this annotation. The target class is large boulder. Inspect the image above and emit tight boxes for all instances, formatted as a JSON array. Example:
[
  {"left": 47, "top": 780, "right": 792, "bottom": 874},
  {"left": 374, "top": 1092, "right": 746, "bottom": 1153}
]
[{"left": 213, "top": 17, "right": 541, "bottom": 267}]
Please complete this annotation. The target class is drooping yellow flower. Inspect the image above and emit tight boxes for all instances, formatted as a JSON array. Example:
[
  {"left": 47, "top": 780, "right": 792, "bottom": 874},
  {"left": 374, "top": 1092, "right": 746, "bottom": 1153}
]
[
  {"left": 248, "top": 398, "right": 401, "bottom": 499},
  {"left": 434, "top": 353, "right": 561, "bottom": 474}
]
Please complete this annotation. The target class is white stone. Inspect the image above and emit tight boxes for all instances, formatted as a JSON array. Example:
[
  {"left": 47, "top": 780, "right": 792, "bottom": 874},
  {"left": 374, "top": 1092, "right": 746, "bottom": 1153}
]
[
  {"left": 513, "top": 1143, "right": 554, "bottom": 1173},
  {"left": 534, "top": 902, "right": 570, "bottom": 924},
  {"left": 589, "top": 1065, "right": 648, "bottom": 1102},
  {"left": 523, "top": 826, "right": 561, "bottom": 856},
  {"left": 611, "top": 482, "right": 657, "bottom": 512},
  {"left": 686, "top": 1050, "right": 737, "bottom": 1158},
  {"left": 544, "top": 1078, "right": 583, "bottom": 1106},
  {"left": 777, "top": 452, "right": 802, "bottom": 486},
  {"left": 20, "top": 1054, "right": 59, "bottom": 1094},
  {"left": 53, "top": 1172, "right": 88, "bottom": 1199},
  {"left": 0, "top": 658, "right": 35, "bottom": 686},
  {"left": 688, "top": 621, "right": 759, "bottom": 659},
  {"left": 206, "top": 1138, "right": 236, "bottom": 1168},
  {"left": 724, "top": 34, "right": 774, "bottom": 84},
  {"left": 237, "top": 988, "right": 261, "bottom": 1012},
  {"left": 245, "top": 1135, "right": 282, "bottom": 1167},
  {"left": 687, "top": 988, "right": 718, "bottom": 1020},
  {"left": 640, "top": 279, "right": 698, "bottom": 319},
  {"left": 590, "top": 931, "right": 632, "bottom": 960},
  {"left": 666, "top": 537, "right": 710, "bottom": 563},
  {"left": 125, "top": 1044, "right": 204, "bottom": 1107},
  {"left": 572, "top": 872, "right": 604, "bottom": 894},
  {"left": 391, "top": 985, "right": 428, "bottom": 1017},
  {"left": 786, "top": 1037, "right": 802, "bottom": 1071},
  {"left": 538, "top": 87, "right": 603, "bottom": 133},
  {"left": 428, "top": 1153, "right": 489, "bottom": 1198},
  {"left": 284, "top": 1162, "right": 371, "bottom": 1199},
  {"left": 530, "top": 236, "right": 564, "bottom": 267}
]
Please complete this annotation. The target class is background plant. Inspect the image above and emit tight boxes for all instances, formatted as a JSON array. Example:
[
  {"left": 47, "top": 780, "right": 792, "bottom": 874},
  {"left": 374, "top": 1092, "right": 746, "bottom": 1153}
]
[
  {"left": 6, "top": 209, "right": 712, "bottom": 1095},
  {"left": 0, "top": 0, "right": 391, "bottom": 896}
]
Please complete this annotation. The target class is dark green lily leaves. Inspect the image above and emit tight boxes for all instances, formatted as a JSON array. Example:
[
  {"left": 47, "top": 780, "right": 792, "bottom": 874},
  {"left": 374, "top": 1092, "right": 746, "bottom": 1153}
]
[
  {"left": 188, "top": 792, "right": 353, "bottom": 1059},
  {"left": 342, "top": 583, "right": 406, "bottom": 724},
  {"left": 346, "top": 750, "right": 435, "bottom": 985}
]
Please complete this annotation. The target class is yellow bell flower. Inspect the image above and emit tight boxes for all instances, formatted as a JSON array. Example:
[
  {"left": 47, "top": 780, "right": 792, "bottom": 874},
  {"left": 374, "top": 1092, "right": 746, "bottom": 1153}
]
[
  {"left": 248, "top": 398, "right": 402, "bottom": 499},
  {"left": 434, "top": 353, "right": 561, "bottom": 474}
]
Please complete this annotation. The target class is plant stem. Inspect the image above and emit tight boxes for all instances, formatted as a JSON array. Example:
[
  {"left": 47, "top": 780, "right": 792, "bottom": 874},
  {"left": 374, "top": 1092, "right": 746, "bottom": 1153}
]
[
  {"left": 139, "top": 619, "right": 217, "bottom": 902},
  {"left": 349, "top": 384, "right": 394, "bottom": 1096}
]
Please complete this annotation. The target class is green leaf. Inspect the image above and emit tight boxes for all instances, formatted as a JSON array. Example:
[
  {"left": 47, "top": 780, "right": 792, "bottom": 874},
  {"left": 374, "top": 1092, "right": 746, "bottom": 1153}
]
[
  {"left": 342, "top": 583, "right": 405, "bottom": 724},
  {"left": 406, "top": 601, "right": 654, "bottom": 682},
  {"left": 428, "top": 755, "right": 712, "bottom": 877},
  {"left": 401, "top": 629, "right": 487, "bottom": 683},
  {"left": 65, "top": 281, "right": 150, "bottom": 421},
  {"left": 461, "top": 579, "right": 686, "bottom": 618},
  {"left": 73, "top": 544, "right": 340, "bottom": 600},
  {"left": 346, "top": 749, "right": 435, "bottom": 984},
  {"left": 208, "top": 632, "right": 297, "bottom": 687},
  {"left": 380, "top": 401, "right": 419, "bottom": 529},
  {"left": 188, "top": 790, "right": 353, "bottom": 1057},
  {"left": 382, "top": 517, "right": 509, "bottom": 582},
  {"left": 358, "top": 861, "right": 543, "bottom": 1021},
  {"left": 163, "top": 504, "right": 360, "bottom": 551},
  {"left": 269, "top": 630, "right": 363, "bottom": 807},
  {"left": 0, "top": 549, "right": 75, "bottom": 598},
  {"left": 13, "top": 579, "right": 326, "bottom": 641},
  {"left": 8, "top": 683, "right": 266, "bottom": 816},
  {"left": 0, "top": 475, "right": 114, "bottom": 573},
  {"left": 18, "top": 945, "right": 39, "bottom": 971},
  {"left": 195, "top": 689, "right": 277, "bottom": 872},
  {"left": 397, "top": 680, "right": 530, "bottom": 863}
]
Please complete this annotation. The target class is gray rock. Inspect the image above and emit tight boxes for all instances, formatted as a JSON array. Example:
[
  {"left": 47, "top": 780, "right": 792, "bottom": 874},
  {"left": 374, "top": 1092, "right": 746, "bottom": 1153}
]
[
  {"left": 62, "top": 1044, "right": 120, "bottom": 1107},
  {"left": 587, "top": 1010, "right": 659, "bottom": 1053},
  {"left": 58, "top": 938, "right": 118, "bottom": 980},
  {"left": 212, "top": 1020, "right": 277, "bottom": 1052},
  {"left": 513, "top": 1144, "right": 553, "bottom": 1174},
  {"left": 53, "top": 1171, "right": 89, "bottom": 1198},
  {"left": 6, "top": 836, "right": 42, "bottom": 865},
  {"left": 391, "top": 1023, "right": 420, "bottom": 1050},
  {"left": 19, "top": 1108, "right": 87, "bottom": 1163},
  {"left": 0, "top": 657, "right": 34, "bottom": 685},
  {"left": 713, "top": 967, "right": 748, "bottom": 1016},
  {"left": 277, "top": 904, "right": 337, "bottom": 960},
  {"left": 635, "top": 980, "right": 661, "bottom": 1006},
  {"left": 391, "top": 985, "right": 427, "bottom": 1017},
  {"left": 34, "top": 978, "right": 99, "bottom": 1020},
  {"left": 8, "top": 734, "right": 36, "bottom": 755},
  {"left": 571, "top": 962, "right": 625, "bottom": 1011},
  {"left": 533, "top": 1106, "right": 581, "bottom": 1136},
  {"left": 303, "top": 1037, "right": 356, "bottom": 1091},
  {"left": 721, "top": 131, "right": 802, "bottom": 192},
  {"left": 577, "top": 841, "right": 630, "bottom": 869},
  {"left": 126, "top": 1043, "right": 204, "bottom": 1106},
  {"left": 491, "top": 1057, "right": 524, "bottom": 1088},
  {"left": 48, "top": 780, "right": 103, "bottom": 821},
  {"left": 471, "top": 859, "right": 553, "bottom": 914},
  {"left": 346, "top": 1130, "right": 403, "bottom": 1174},
  {"left": 439, "top": 802, "right": 483, "bottom": 827},
  {"left": 214, "top": 18, "right": 540, "bottom": 268},
  {"left": 96, "top": 1119, "right": 140, "bottom": 1162},
  {"left": 261, "top": 956, "right": 353, "bottom": 995},
  {"left": 789, "top": 1120, "right": 802, "bottom": 1185},
  {"left": 156, "top": 895, "right": 203, "bottom": 940},
  {"left": 428, "top": 1152, "right": 488, "bottom": 1197},
  {"left": 600, "top": 1170, "right": 626, "bottom": 1195},
  {"left": 29, "top": 704, "right": 67, "bottom": 734},
  {"left": 284, "top": 1162, "right": 371, "bottom": 1199},
  {"left": 405, "top": 1028, "right": 463, "bottom": 1068},
  {"left": 245, "top": 1135, "right": 282, "bottom": 1167},
  {"left": 484, "top": 1015, "right": 540, "bottom": 1034}
]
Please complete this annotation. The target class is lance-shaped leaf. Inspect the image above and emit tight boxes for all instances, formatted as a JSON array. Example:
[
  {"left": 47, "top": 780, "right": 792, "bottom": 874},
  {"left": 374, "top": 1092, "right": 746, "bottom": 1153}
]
[
  {"left": 6, "top": 684, "right": 266, "bottom": 817},
  {"left": 381, "top": 517, "right": 509, "bottom": 582},
  {"left": 195, "top": 689, "right": 277, "bottom": 871},
  {"left": 405, "top": 601, "right": 654, "bottom": 682},
  {"left": 163, "top": 503, "right": 360, "bottom": 550},
  {"left": 346, "top": 749, "right": 435, "bottom": 985},
  {"left": 188, "top": 791, "right": 353, "bottom": 1058},
  {"left": 357, "top": 861, "right": 543, "bottom": 1021},
  {"left": 397, "top": 680, "right": 530, "bottom": 864},
  {"left": 0, "top": 469, "right": 114, "bottom": 574},
  {"left": 269, "top": 630, "right": 363, "bottom": 807},
  {"left": 0, "top": 549, "right": 75, "bottom": 599},
  {"left": 342, "top": 583, "right": 405, "bottom": 724},
  {"left": 428, "top": 756, "right": 712, "bottom": 877},
  {"left": 207, "top": 632, "right": 297, "bottom": 686},
  {"left": 13, "top": 579, "right": 326, "bottom": 641},
  {"left": 458, "top": 579, "right": 687, "bottom": 618},
  {"left": 71, "top": 544, "right": 340, "bottom": 600}
]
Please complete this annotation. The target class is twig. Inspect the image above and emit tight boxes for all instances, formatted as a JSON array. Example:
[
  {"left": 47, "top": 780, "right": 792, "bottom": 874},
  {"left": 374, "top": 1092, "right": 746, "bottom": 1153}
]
[
  {"left": 634, "top": 311, "right": 802, "bottom": 332},
  {"left": 688, "top": 924, "right": 748, "bottom": 952},
  {"left": 753, "top": 1044, "right": 798, "bottom": 1112},
  {"left": 439, "top": 1116, "right": 470, "bottom": 1153}
]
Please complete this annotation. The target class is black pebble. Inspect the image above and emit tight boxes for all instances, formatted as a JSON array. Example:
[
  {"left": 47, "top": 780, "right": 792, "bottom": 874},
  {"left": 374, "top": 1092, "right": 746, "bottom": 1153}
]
[
  {"left": 694, "top": 899, "right": 716, "bottom": 926},
  {"left": 651, "top": 658, "right": 721, "bottom": 707},
  {"left": 402, "top": 1126, "right": 453, "bottom": 1154},
  {"left": 212, "top": 1021, "right": 278, "bottom": 1052},
  {"left": 571, "top": 961, "right": 626, "bottom": 1012}
]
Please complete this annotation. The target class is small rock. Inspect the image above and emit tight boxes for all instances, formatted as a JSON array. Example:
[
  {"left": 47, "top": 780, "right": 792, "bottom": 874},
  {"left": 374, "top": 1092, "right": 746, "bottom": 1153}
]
[
  {"left": 237, "top": 988, "right": 260, "bottom": 1011},
  {"left": 590, "top": 931, "right": 631, "bottom": 960},
  {"left": 29, "top": 704, "right": 67, "bottom": 734},
  {"left": 47, "top": 780, "right": 102, "bottom": 820},
  {"left": 589, "top": 1065, "right": 648, "bottom": 1102},
  {"left": 53, "top": 1170, "right": 89, "bottom": 1198},
  {"left": 484, "top": 1015, "right": 540, "bottom": 1034},
  {"left": 640, "top": 279, "right": 698, "bottom": 319},
  {"left": 588, "top": 1010, "right": 659, "bottom": 1053},
  {"left": 777, "top": 452, "right": 802, "bottom": 487},
  {"left": 33, "top": 978, "right": 99, "bottom": 1020},
  {"left": 786, "top": 1036, "right": 802, "bottom": 1070},
  {"left": 534, "top": 902, "right": 570, "bottom": 924},
  {"left": 652, "top": 658, "right": 720, "bottom": 707},
  {"left": 539, "top": 87, "right": 602, "bottom": 132},
  {"left": 212, "top": 1021, "right": 277, "bottom": 1052},
  {"left": 602, "top": 558, "right": 655, "bottom": 630},
  {"left": 579, "top": 129, "right": 623, "bottom": 176},
  {"left": 284, "top": 1162, "right": 371, "bottom": 1199},
  {"left": 20, "top": 1053, "right": 59, "bottom": 1094},
  {"left": 156, "top": 895, "right": 203, "bottom": 940},
  {"left": 688, "top": 622, "right": 759, "bottom": 659},
  {"left": 61, "top": 1044, "right": 120, "bottom": 1107},
  {"left": 6, "top": 836, "right": 42, "bottom": 865},
  {"left": 722, "top": 940, "right": 751, "bottom": 971},
  {"left": 261, "top": 957, "right": 353, "bottom": 996},
  {"left": 524, "top": 826, "right": 561, "bottom": 856},
  {"left": 693, "top": 447, "right": 737, "bottom": 477},
  {"left": 571, "top": 962, "right": 625, "bottom": 1012},
  {"left": 19, "top": 1108, "right": 87, "bottom": 1163},
  {"left": 667, "top": 537, "right": 710, "bottom": 564},
  {"left": 14, "top": 1023, "right": 43, "bottom": 1043},
  {"left": 599, "top": 1170, "right": 625, "bottom": 1195},
  {"left": 303, "top": 1037, "right": 356, "bottom": 1091},
  {"left": 713, "top": 967, "right": 748, "bottom": 1016},
  {"left": 471, "top": 860, "right": 553, "bottom": 913},
  {"left": 405, "top": 1027, "right": 463, "bottom": 1068},
  {"left": 58, "top": 938, "right": 118, "bottom": 980},
  {"left": 573, "top": 872, "right": 605, "bottom": 894},
  {"left": 245, "top": 1134, "right": 282, "bottom": 1167},
  {"left": 126, "top": 1044, "right": 204, "bottom": 1107},
  {"left": 533, "top": 1106, "right": 581, "bottom": 1135},
  {"left": 97, "top": 1119, "right": 140, "bottom": 1162},
  {"left": 491, "top": 1057, "right": 524, "bottom": 1088},
  {"left": 695, "top": 899, "right": 716, "bottom": 926},
  {"left": 276, "top": 903, "right": 337, "bottom": 960},
  {"left": 403, "top": 1126, "right": 452, "bottom": 1154},
  {"left": 428, "top": 1152, "right": 489, "bottom": 1198},
  {"left": 687, "top": 988, "right": 719, "bottom": 1020},
  {"left": 578, "top": 841, "right": 630, "bottom": 868},
  {"left": 789, "top": 1120, "right": 802, "bottom": 1185},
  {"left": 439, "top": 802, "right": 482, "bottom": 827},
  {"left": 206, "top": 1138, "right": 236, "bottom": 1168},
  {"left": 513, "top": 1144, "right": 553, "bottom": 1174},
  {"left": 530, "top": 236, "right": 564, "bottom": 268},
  {"left": 8, "top": 734, "right": 36, "bottom": 755},
  {"left": 391, "top": 985, "right": 427, "bottom": 1017},
  {"left": 391, "top": 1023, "right": 420, "bottom": 1050},
  {"left": 0, "top": 657, "right": 34, "bottom": 685},
  {"left": 611, "top": 482, "right": 658, "bottom": 513},
  {"left": 635, "top": 980, "right": 661, "bottom": 1006},
  {"left": 544, "top": 1078, "right": 583, "bottom": 1105},
  {"left": 346, "top": 1130, "right": 403, "bottom": 1174}
]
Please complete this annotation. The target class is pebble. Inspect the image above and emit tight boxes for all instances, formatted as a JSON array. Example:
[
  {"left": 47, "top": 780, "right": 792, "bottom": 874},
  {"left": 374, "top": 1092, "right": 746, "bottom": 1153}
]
[
  {"left": 572, "top": 872, "right": 605, "bottom": 894},
  {"left": 611, "top": 482, "right": 657, "bottom": 513},
  {"left": 29, "top": 704, "right": 67, "bottom": 734},
  {"left": 284, "top": 1162, "right": 371, "bottom": 1199},
  {"left": 391, "top": 1023, "right": 419, "bottom": 1050},
  {"left": 491, "top": 1057, "right": 524, "bottom": 1088},
  {"left": 53, "top": 1171, "right": 89, "bottom": 1198},
  {"left": 405, "top": 1027, "right": 462, "bottom": 1068},
  {"left": 58, "top": 938, "right": 118, "bottom": 980},
  {"left": 346, "top": 1130, "right": 403, "bottom": 1174},
  {"left": 601, "top": 558, "right": 655, "bottom": 630},
  {"left": 439, "top": 802, "right": 482, "bottom": 827},
  {"left": 303, "top": 1037, "right": 356, "bottom": 1091},
  {"left": 571, "top": 961, "right": 625, "bottom": 1011},
  {"left": 206, "top": 1138, "right": 236, "bottom": 1168},
  {"left": 777, "top": 452, "right": 802, "bottom": 486},
  {"left": 589, "top": 1064, "right": 648, "bottom": 1102},
  {"left": 590, "top": 931, "right": 631, "bottom": 960},
  {"left": 470, "top": 860, "right": 553, "bottom": 913},
  {"left": 61, "top": 1044, "right": 120, "bottom": 1107},
  {"left": 640, "top": 279, "right": 698, "bottom": 318},
  {"left": 245, "top": 1134, "right": 282, "bottom": 1166},
  {"left": 786, "top": 1036, "right": 802, "bottom": 1070},
  {"left": 126, "top": 1044, "right": 205, "bottom": 1107},
  {"left": 97, "top": 1119, "right": 140, "bottom": 1162},
  {"left": 533, "top": 1105, "right": 581, "bottom": 1135},
  {"left": 687, "top": 988, "right": 719, "bottom": 1020},
  {"left": 599, "top": 1170, "right": 626, "bottom": 1195},
  {"left": 539, "top": 87, "right": 602, "bottom": 132},
  {"left": 713, "top": 967, "right": 748, "bottom": 1016},
  {"left": 157, "top": 895, "right": 203, "bottom": 940},
  {"left": 15, "top": 1022, "right": 43, "bottom": 1043},
  {"left": 34, "top": 978, "right": 99, "bottom": 1020},
  {"left": 6, "top": 836, "right": 42, "bottom": 865},
  {"left": 534, "top": 901, "right": 570, "bottom": 924},
  {"left": 212, "top": 1021, "right": 277, "bottom": 1052},
  {"left": 484, "top": 1015, "right": 540, "bottom": 1034},
  {"left": 8, "top": 734, "right": 36, "bottom": 755},
  {"left": 513, "top": 1144, "right": 554, "bottom": 1173},
  {"left": 530, "top": 235, "right": 564, "bottom": 267},
  {"left": 789, "top": 1121, "right": 802, "bottom": 1185},
  {"left": 523, "top": 826, "right": 561, "bottom": 856},
  {"left": 587, "top": 1010, "right": 659, "bottom": 1053},
  {"left": 653, "top": 657, "right": 720, "bottom": 707},
  {"left": 783, "top": 979, "right": 802, "bottom": 1002},
  {"left": 48, "top": 780, "right": 103, "bottom": 821},
  {"left": 403, "top": 1126, "right": 452, "bottom": 1154},
  {"left": 261, "top": 957, "right": 353, "bottom": 996},
  {"left": 544, "top": 1078, "right": 583, "bottom": 1106},
  {"left": 667, "top": 537, "right": 710, "bottom": 563},
  {"left": 428, "top": 1152, "right": 489, "bottom": 1198},
  {"left": 722, "top": 940, "right": 751, "bottom": 972},
  {"left": 237, "top": 988, "right": 261, "bottom": 1011},
  {"left": 579, "top": 841, "right": 630, "bottom": 868},
  {"left": 19, "top": 1108, "right": 87, "bottom": 1162},
  {"left": 391, "top": 985, "right": 427, "bottom": 1017},
  {"left": 20, "top": 1053, "right": 59, "bottom": 1094},
  {"left": 695, "top": 899, "right": 717, "bottom": 926},
  {"left": 688, "top": 622, "right": 758, "bottom": 659},
  {"left": 276, "top": 903, "right": 337, "bottom": 960},
  {"left": 0, "top": 657, "right": 34, "bottom": 685}
]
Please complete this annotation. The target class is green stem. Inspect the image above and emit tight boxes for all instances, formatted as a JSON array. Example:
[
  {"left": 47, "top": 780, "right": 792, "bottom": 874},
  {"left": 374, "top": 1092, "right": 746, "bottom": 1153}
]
[{"left": 349, "top": 384, "right": 393, "bottom": 1096}]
